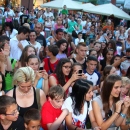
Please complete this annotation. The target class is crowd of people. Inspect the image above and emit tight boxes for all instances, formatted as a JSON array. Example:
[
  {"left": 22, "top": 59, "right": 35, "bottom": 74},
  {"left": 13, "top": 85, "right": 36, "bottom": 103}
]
[{"left": 0, "top": 4, "right": 130, "bottom": 130}]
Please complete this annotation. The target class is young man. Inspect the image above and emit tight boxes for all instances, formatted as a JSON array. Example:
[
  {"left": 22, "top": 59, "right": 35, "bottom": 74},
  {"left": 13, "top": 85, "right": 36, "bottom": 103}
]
[
  {"left": 41, "top": 85, "right": 68, "bottom": 130},
  {"left": 43, "top": 45, "right": 59, "bottom": 74},
  {"left": 70, "top": 42, "right": 88, "bottom": 70},
  {"left": 0, "top": 95, "right": 25, "bottom": 130},
  {"left": 9, "top": 26, "right": 30, "bottom": 60},
  {"left": 84, "top": 56, "right": 100, "bottom": 97},
  {"left": 24, "top": 108, "right": 41, "bottom": 130}
]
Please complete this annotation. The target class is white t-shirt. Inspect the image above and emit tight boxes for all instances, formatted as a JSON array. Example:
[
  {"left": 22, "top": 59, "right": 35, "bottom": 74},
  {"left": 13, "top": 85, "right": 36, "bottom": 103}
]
[
  {"left": 75, "top": 38, "right": 84, "bottom": 46},
  {"left": 6, "top": 29, "right": 18, "bottom": 39},
  {"left": 44, "top": 12, "right": 54, "bottom": 18},
  {"left": 4, "top": 9, "right": 15, "bottom": 18},
  {"left": 81, "top": 20, "right": 87, "bottom": 33},
  {"left": 62, "top": 97, "right": 92, "bottom": 129},
  {"left": 10, "top": 36, "right": 29, "bottom": 60}
]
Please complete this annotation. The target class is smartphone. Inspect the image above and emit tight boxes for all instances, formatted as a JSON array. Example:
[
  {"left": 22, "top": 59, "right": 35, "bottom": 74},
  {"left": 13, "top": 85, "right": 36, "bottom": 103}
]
[
  {"left": 39, "top": 67, "right": 43, "bottom": 70},
  {"left": 126, "top": 56, "right": 130, "bottom": 59},
  {"left": 78, "top": 70, "right": 82, "bottom": 76}
]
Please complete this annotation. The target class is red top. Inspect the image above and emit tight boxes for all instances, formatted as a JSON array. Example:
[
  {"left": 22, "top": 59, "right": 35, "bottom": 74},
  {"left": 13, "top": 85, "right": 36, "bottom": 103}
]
[
  {"left": 41, "top": 101, "right": 62, "bottom": 130},
  {"left": 43, "top": 58, "right": 59, "bottom": 74}
]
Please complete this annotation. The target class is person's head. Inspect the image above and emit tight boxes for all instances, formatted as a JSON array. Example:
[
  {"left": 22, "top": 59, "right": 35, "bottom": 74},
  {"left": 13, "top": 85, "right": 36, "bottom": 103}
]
[
  {"left": 4, "top": 22, "right": 14, "bottom": 33},
  {"left": 19, "top": 45, "right": 37, "bottom": 67},
  {"left": 23, "top": 23, "right": 31, "bottom": 30},
  {"left": 86, "top": 56, "right": 98, "bottom": 73},
  {"left": 71, "top": 63, "right": 83, "bottom": 74},
  {"left": 101, "top": 74, "right": 122, "bottom": 118},
  {"left": 29, "top": 30, "right": 37, "bottom": 42},
  {"left": 102, "top": 65, "right": 117, "bottom": 81},
  {"left": 107, "top": 40, "right": 116, "bottom": 53},
  {"left": 89, "top": 49, "right": 97, "bottom": 57},
  {"left": 56, "top": 29, "right": 64, "bottom": 40},
  {"left": 101, "top": 41, "right": 107, "bottom": 50},
  {"left": 63, "top": 5, "right": 67, "bottom": 9},
  {"left": 94, "top": 42, "right": 102, "bottom": 52},
  {"left": 35, "top": 23, "right": 43, "bottom": 35},
  {"left": 26, "top": 54, "right": 40, "bottom": 72},
  {"left": 46, "top": 44, "right": 59, "bottom": 57},
  {"left": 24, "top": 108, "right": 41, "bottom": 130},
  {"left": 78, "top": 32, "right": 82, "bottom": 39},
  {"left": 56, "top": 39, "right": 68, "bottom": 54},
  {"left": 0, "top": 95, "right": 18, "bottom": 122},
  {"left": 70, "top": 79, "right": 93, "bottom": 115},
  {"left": 6, "top": 5, "right": 11, "bottom": 11},
  {"left": 126, "top": 48, "right": 130, "bottom": 57},
  {"left": 13, "top": 67, "right": 35, "bottom": 93},
  {"left": 104, "top": 49, "right": 114, "bottom": 61},
  {"left": 120, "top": 77, "right": 130, "bottom": 97},
  {"left": 76, "top": 42, "right": 87, "bottom": 59},
  {"left": 0, "top": 72, "right": 5, "bottom": 91},
  {"left": 18, "top": 26, "right": 30, "bottom": 40},
  {"left": 56, "top": 17, "right": 63, "bottom": 26},
  {"left": 55, "top": 58, "right": 72, "bottom": 86},
  {"left": 89, "top": 39, "right": 95, "bottom": 48},
  {"left": 48, "top": 85, "right": 65, "bottom": 108}
]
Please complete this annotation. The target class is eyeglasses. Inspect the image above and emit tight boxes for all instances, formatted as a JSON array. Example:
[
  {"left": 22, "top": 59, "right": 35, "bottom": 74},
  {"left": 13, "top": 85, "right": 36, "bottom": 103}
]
[
  {"left": 5, "top": 109, "right": 19, "bottom": 116},
  {"left": 62, "top": 66, "right": 71, "bottom": 69}
]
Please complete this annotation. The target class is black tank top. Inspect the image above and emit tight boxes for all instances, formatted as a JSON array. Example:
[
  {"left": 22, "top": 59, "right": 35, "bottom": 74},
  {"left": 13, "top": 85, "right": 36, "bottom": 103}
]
[
  {"left": 72, "top": 58, "right": 87, "bottom": 70},
  {"left": 13, "top": 87, "right": 38, "bottom": 117}
]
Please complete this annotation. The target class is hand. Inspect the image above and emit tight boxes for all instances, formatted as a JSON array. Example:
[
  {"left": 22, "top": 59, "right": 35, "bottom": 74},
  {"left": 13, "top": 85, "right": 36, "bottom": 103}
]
[
  {"left": 35, "top": 71, "right": 43, "bottom": 80},
  {"left": 41, "top": 70, "right": 48, "bottom": 80},
  {"left": 123, "top": 96, "right": 130, "bottom": 108},
  {"left": 115, "top": 100, "right": 124, "bottom": 113},
  {"left": 1, "top": 43, "right": 10, "bottom": 56},
  {"left": 0, "top": 53, "right": 6, "bottom": 62},
  {"left": 18, "top": 42, "right": 23, "bottom": 50},
  {"left": 81, "top": 73, "right": 87, "bottom": 79},
  {"left": 70, "top": 72, "right": 81, "bottom": 82}
]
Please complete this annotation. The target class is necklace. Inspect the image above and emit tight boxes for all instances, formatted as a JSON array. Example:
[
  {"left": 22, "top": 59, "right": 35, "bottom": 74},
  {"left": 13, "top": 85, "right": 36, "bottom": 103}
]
[{"left": 17, "top": 87, "right": 32, "bottom": 96}]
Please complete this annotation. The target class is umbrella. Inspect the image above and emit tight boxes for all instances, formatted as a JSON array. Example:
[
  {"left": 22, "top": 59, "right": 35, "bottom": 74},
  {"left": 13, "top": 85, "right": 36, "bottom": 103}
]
[
  {"left": 83, "top": 3, "right": 130, "bottom": 20},
  {"left": 40, "top": 0, "right": 82, "bottom": 10},
  {"left": 81, "top": 3, "right": 95, "bottom": 10}
]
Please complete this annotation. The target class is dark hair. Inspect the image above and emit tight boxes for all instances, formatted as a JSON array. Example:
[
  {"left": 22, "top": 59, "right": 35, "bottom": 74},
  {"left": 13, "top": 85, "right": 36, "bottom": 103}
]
[
  {"left": 56, "top": 28, "right": 63, "bottom": 34},
  {"left": 19, "top": 45, "right": 37, "bottom": 67},
  {"left": 89, "top": 49, "right": 97, "bottom": 56},
  {"left": 101, "top": 74, "right": 121, "bottom": 119},
  {"left": 55, "top": 58, "right": 71, "bottom": 86},
  {"left": 101, "top": 65, "right": 113, "bottom": 81},
  {"left": 70, "top": 79, "right": 93, "bottom": 115},
  {"left": 71, "top": 63, "right": 83, "bottom": 72},
  {"left": 126, "top": 48, "right": 130, "bottom": 52},
  {"left": 94, "top": 42, "right": 102, "bottom": 57},
  {"left": 48, "top": 85, "right": 65, "bottom": 100},
  {"left": 29, "top": 30, "right": 37, "bottom": 35},
  {"left": 4, "top": 22, "right": 14, "bottom": 33},
  {"left": 104, "top": 49, "right": 114, "bottom": 61},
  {"left": 90, "top": 39, "right": 95, "bottom": 44},
  {"left": 0, "top": 72, "right": 5, "bottom": 91},
  {"left": 110, "top": 55, "right": 121, "bottom": 69},
  {"left": 24, "top": 108, "right": 41, "bottom": 125},
  {"left": 78, "top": 32, "right": 82, "bottom": 35},
  {"left": 48, "top": 44, "right": 59, "bottom": 56},
  {"left": 26, "top": 54, "right": 40, "bottom": 64},
  {"left": 126, "top": 66, "right": 130, "bottom": 79},
  {"left": 108, "top": 40, "right": 116, "bottom": 54},
  {"left": 56, "top": 39, "right": 68, "bottom": 54},
  {"left": 0, "top": 95, "right": 16, "bottom": 114},
  {"left": 0, "top": 35, "right": 10, "bottom": 50},
  {"left": 18, "top": 26, "right": 30, "bottom": 34},
  {"left": 87, "top": 55, "right": 98, "bottom": 63},
  {"left": 76, "top": 42, "right": 86, "bottom": 49}
]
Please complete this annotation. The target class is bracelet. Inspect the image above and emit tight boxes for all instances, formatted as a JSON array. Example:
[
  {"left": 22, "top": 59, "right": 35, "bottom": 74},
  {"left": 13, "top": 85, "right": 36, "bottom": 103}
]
[
  {"left": 115, "top": 111, "right": 120, "bottom": 114},
  {"left": 120, "top": 113, "right": 126, "bottom": 118},
  {"left": 74, "top": 126, "right": 78, "bottom": 130}
]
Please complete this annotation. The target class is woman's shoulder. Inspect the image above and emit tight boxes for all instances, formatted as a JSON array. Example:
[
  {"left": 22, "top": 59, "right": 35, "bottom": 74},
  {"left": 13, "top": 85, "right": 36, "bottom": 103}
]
[
  {"left": 93, "top": 95, "right": 103, "bottom": 107},
  {"left": 6, "top": 88, "right": 14, "bottom": 97}
]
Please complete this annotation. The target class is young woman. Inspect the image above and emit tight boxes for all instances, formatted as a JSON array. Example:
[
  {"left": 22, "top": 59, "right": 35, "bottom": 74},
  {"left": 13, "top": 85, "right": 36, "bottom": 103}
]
[
  {"left": 56, "top": 39, "right": 68, "bottom": 59},
  {"left": 93, "top": 74, "right": 130, "bottom": 130},
  {"left": 19, "top": 45, "right": 37, "bottom": 67},
  {"left": 120, "top": 77, "right": 130, "bottom": 100},
  {"left": 6, "top": 67, "right": 46, "bottom": 117},
  {"left": 62, "top": 79, "right": 94, "bottom": 130},
  {"left": 107, "top": 40, "right": 117, "bottom": 55},
  {"left": 26, "top": 54, "right": 49, "bottom": 95},
  {"left": 49, "top": 58, "right": 81, "bottom": 94}
]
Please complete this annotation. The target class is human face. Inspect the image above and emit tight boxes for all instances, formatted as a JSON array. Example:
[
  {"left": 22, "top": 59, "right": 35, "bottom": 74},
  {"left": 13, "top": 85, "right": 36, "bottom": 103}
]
[
  {"left": 50, "top": 97, "right": 64, "bottom": 108},
  {"left": 25, "top": 120, "right": 41, "bottom": 130},
  {"left": 76, "top": 46, "right": 87, "bottom": 59},
  {"left": 0, "top": 75, "right": 2, "bottom": 90},
  {"left": 27, "top": 47, "right": 36, "bottom": 56},
  {"left": 18, "top": 81, "right": 32, "bottom": 93},
  {"left": 120, "top": 84, "right": 130, "bottom": 97},
  {"left": 86, "top": 60, "right": 97, "bottom": 73},
  {"left": 106, "top": 51, "right": 114, "bottom": 61},
  {"left": 62, "top": 62, "right": 72, "bottom": 76},
  {"left": 57, "top": 32, "right": 64, "bottom": 40},
  {"left": 5, "top": 103, "right": 19, "bottom": 121},
  {"left": 109, "top": 67, "right": 117, "bottom": 75},
  {"left": 29, "top": 32, "right": 37, "bottom": 42},
  {"left": 114, "top": 57, "right": 121, "bottom": 63},
  {"left": 94, "top": 43, "right": 101, "bottom": 52},
  {"left": 111, "top": 80, "right": 122, "bottom": 98},
  {"left": 27, "top": 58, "right": 39, "bottom": 72},
  {"left": 21, "top": 33, "right": 29, "bottom": 40},
  {"left": 35, "top": 24, "right": 42, "bottom": 34},
  {"left": 72, "top": 65, "right": 82, "bottom": 74},
  {"left": 60, "top": 43, "right": 67, "bottom": 52},
  {"left": 90, "top": 50, "right": 97, "bottom": 57},
  {"left": 85, "top": 87, "right": 93, "bottom": 101},
  {"left": 57, "top": 18, "right": 62, "bottom": 25},
  {"left": 126, "top": 51, "right": 130, "bottom": 57},
  {"left": 101, "top": 42, "right": 106, "bottom": 50}
]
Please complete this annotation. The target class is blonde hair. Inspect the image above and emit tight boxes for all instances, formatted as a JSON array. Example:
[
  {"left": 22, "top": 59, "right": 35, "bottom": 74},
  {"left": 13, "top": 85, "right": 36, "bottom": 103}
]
[
  {"left": 121, "top": 77, "right": 130, "bottom": 86},
  {"left": 23, "top": 23, "right": 30, "bottom": 30},
  {"left": 13, "top": 67, "right": 35, "bottom": 85}
]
